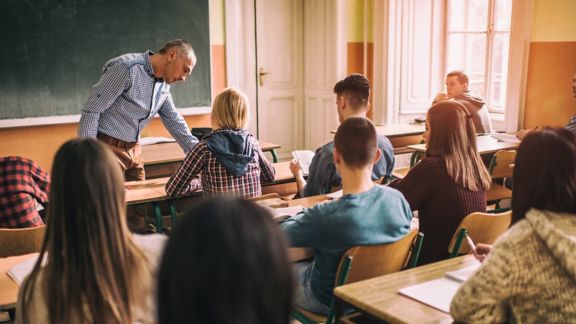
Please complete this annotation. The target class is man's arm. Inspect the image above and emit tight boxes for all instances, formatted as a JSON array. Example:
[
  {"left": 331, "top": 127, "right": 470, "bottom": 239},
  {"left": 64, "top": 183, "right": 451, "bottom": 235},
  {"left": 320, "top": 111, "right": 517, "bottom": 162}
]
[
  {"left": 158, "top": 94, "right": 199, "bottom": 154},
  {"left": 78, "top": 62, "right": 130, "bottom": 138},
  {"left": 303, "top": 145, "right": 337, "bottom": 197}
]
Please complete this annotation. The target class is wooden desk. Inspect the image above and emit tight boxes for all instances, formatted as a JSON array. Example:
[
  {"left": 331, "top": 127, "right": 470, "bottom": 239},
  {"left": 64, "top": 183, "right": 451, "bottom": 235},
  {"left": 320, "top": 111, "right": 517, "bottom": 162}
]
[
  {"left": 0, "top": 253, "right": 38, "bottom": 312},
  {"left": 333, "top": 255, "right": 477, "bottom": 323},
  {"left": 407, "top": 135, "right": 519, "bottom": 155},
  {"left": 125, "top": 161, "right": 297, "bottom": 233},
  {"left": 141, "top": 140, "right": 282, "bottom": 178},
  {"left": 332, "top": 124, "right": 425, "bottom": 155}
]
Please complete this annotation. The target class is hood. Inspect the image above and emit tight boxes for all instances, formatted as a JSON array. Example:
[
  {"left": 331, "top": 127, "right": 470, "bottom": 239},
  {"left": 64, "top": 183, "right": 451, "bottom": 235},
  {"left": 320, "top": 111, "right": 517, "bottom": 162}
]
[
  {"left": 525, "top": 209, "right": 576, "bottom": 278},
  {"left": 205, "top": 129, "right": 255, "bottom": 176},
  {"left": 455, "top": 91, "right": 485, "bottom": 110}
]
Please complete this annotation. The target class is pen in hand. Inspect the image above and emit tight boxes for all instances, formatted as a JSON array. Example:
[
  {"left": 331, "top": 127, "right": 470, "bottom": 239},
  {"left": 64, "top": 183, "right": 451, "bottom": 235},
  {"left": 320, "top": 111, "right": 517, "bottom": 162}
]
[{"left": 465, "top": 231, "right": 476, "bottom": 255}]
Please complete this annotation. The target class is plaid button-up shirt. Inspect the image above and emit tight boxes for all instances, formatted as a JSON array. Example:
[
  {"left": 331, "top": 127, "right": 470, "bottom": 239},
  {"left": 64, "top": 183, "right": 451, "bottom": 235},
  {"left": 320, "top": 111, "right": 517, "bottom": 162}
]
[
  {"left": 165, "top": 133, "right": 276, "bottom": 199},
  {"left": 0, "top": 157, "right": 50, "bottom": 228},
  {"left": 78, "top": 51, "right": 198, "bottom": 153}
]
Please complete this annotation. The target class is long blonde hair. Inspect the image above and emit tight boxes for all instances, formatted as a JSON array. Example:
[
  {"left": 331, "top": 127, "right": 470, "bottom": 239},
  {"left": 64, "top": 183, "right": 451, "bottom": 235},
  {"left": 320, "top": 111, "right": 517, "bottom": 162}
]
[
  {"left": 426, "top": 101, "right": 491, "bottom": 191},
  {"left": 211, "top": 88, "right": 250, "bottom": 129},
  {"left": 20, "top": 139, "right": 151, "bottom": 324}
]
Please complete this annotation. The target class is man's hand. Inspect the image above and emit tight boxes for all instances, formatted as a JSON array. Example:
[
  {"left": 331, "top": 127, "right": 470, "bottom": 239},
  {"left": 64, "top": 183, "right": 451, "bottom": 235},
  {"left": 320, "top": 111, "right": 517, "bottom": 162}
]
[
  {"left": 289, "top": 159, "right": 303, "bottom": 178},
  {"left": 433, "top": 92, "right": 449, "bottom": 103}
]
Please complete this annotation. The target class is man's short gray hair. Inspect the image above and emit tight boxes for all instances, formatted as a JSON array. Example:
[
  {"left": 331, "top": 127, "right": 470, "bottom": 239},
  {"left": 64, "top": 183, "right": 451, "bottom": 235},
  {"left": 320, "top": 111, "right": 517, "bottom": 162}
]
[{"left": 159, "top": 39, "right": 196, "bottom": 60}]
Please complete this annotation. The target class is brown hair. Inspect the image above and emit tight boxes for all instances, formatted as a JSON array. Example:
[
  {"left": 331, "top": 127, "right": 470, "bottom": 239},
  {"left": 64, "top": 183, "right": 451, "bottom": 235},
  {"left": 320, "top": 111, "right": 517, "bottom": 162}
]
[
  {"left": 20, "top": 139, "right": 151, "bottom": 324},
  {"left": 426, "top": 101, "right": 491, "bottom": 191},
  {"left": 334, "top": 117, "right": 378, "bottom": 169},
  {"left": 333, "top": 74, "right": 371, "bottom": 111},
  {"left": 511, "top": 128, "right": 576, "bottom": 224},
  {"left": 211, "top": 88, "right": 250, "bottom": 129},
  {"left": 158, "top": 198, "right": 294, "bottom": 324},
  {"left": 447, "top": 70, "right": 469, "bottom": 86}
]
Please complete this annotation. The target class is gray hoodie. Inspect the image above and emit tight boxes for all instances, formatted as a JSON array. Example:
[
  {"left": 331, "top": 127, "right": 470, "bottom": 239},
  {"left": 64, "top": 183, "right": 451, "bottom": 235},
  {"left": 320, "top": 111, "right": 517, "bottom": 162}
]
[{"left": 454, "top": 91, "right": 493, "bottom": 134}]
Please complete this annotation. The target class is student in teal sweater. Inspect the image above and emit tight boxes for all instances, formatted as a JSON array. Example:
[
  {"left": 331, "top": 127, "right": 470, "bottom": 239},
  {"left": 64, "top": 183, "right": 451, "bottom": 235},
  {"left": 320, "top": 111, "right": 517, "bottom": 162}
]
[{"left": 280, "top": 117, "right": 412, "bottom": 315}]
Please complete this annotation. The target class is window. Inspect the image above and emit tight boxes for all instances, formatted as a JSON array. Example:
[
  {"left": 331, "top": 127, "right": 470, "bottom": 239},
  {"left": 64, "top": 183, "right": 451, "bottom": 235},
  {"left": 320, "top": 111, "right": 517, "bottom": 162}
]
[{"left": 444, "top": 0, "right": 513, "bottom": 114}]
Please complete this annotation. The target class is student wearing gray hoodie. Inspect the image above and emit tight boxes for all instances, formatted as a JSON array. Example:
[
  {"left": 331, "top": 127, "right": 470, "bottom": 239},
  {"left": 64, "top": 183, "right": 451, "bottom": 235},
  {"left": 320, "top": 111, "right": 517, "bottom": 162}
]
[
  {"left": 166, "top": 88, "right": 275, "bottom": 199},
  {"left": 433, "top": 70, "right": 493, "bottom": 134},
  {"left": 450, "top": 128, "right": 576, "bottom": 323}
]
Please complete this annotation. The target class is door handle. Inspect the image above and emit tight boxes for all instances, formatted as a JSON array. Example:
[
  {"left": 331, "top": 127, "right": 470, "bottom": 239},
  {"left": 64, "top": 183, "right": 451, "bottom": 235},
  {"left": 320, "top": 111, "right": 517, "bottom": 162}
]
[{"left": 259, "top": 67, "right": 270, "bottom": 86}]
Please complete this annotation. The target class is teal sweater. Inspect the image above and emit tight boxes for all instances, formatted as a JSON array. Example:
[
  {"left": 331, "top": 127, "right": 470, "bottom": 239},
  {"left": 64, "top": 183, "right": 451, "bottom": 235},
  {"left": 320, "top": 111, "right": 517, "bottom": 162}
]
[{"left": 281, "top": 185, "right": 412, "bottom": 306}]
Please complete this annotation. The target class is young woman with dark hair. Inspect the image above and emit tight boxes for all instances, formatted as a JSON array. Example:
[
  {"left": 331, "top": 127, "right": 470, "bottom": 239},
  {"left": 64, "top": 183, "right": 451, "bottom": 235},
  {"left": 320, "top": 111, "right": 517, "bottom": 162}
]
[
  {"left": 451, "top": 128, "right": 576, "bottom": 322},
  {"left": 157, "top": 198, "right": 294, "bottom": 324},
  {"left": 390, "top": 100, "right": 491, "bottom": 264},
  {"left": 17, "top": 139, "right": 166, "bottom": 324}
]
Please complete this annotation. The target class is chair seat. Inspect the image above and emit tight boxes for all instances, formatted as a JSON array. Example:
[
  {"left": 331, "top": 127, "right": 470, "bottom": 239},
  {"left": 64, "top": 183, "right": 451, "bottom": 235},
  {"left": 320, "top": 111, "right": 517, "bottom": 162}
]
[
  {"left": 295, "top": 307, "right": 327, "bottom": 323},
  {"left": 487, "top": 183, "right": 512, "bottom": 202}
]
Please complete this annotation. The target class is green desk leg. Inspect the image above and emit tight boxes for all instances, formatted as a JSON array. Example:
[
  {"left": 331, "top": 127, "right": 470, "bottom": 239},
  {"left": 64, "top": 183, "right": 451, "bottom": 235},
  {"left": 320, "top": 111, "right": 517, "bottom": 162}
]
[
  {"left": 153, "top": 203, "right": 163, "bottom": 234},
  {"left": 169, "top": 202, "right": 178, "bottom": 230},
  {"left": 270, "top": 149, "right": 278, "bottom": 163}
]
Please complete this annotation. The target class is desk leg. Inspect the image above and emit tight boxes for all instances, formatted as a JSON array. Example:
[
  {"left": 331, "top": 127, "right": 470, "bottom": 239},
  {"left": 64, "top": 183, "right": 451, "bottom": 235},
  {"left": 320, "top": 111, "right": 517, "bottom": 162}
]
[
  {"left": 270, "top": 149, "right": 278, "bottom": 163},
  {"left": 169, "top": 202, "right": 178, "bottom": 229},
  {"left": 153, "top": 203, "right": 163, "bottom": 233}
]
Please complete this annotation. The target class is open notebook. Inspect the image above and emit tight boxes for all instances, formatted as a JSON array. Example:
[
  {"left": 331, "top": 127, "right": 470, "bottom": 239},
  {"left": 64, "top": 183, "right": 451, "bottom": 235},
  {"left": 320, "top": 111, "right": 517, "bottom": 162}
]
[
  {"left": 292, "top": 150, "right": 315, "bottom": 176},
  {"left": 398, "top": 261, "right": 481, "bottom": 313},
  {"left": 7, "top": 255, "right": 39, "bottom": 285}
]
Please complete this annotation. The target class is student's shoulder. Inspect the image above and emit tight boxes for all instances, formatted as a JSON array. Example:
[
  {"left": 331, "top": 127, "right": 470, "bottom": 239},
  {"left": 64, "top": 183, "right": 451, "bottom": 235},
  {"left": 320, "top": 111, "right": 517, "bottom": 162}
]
[
  {"left": 373, "top": 185, "right": 408, "bottom": 202},
  {"left": 376, "top": 133, "right": 394, "bottom": 149}
]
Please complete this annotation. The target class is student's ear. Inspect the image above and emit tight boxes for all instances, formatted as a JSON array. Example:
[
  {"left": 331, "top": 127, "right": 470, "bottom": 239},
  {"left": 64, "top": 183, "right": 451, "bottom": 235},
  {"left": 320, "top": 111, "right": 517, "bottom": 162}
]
[
  {"left": 366, "top": 101, "right": 371, "bottom": 114},
  {"left": 333, "top": 148, "right": 342, "bottom": 170},
  {"left": 372, "top": 148, "right": 382, "bottom": 166}
]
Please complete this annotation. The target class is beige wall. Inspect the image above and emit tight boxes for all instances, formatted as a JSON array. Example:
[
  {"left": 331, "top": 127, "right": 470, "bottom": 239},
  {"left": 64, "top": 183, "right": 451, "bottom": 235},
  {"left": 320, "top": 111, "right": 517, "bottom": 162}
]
[{"left": 523, "top": 0, "right": 576, "bottom": 128}]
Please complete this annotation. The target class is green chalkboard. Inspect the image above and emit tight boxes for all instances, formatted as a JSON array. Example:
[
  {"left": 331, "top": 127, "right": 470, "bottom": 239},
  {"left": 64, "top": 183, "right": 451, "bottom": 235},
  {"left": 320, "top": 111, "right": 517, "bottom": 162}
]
[{"left": 0, "top": 0, "right": 211, "bottom": 120}]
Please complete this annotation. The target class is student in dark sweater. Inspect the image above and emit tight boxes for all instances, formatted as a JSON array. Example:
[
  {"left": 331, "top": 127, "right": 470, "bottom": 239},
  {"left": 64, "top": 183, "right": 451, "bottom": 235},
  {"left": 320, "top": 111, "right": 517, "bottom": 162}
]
[{"left": 390, "top": 101, "right": 491, "bottom": 264}]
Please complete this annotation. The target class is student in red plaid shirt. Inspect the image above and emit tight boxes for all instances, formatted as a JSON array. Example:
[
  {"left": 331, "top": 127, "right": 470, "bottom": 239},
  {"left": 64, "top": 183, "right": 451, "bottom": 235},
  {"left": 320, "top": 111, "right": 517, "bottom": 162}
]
[
  {"left": 0, "top": 156, "right": 49, "bottom": 228},
  {"left": 166, "top": 88, "right": 275, "bottom": 198}
]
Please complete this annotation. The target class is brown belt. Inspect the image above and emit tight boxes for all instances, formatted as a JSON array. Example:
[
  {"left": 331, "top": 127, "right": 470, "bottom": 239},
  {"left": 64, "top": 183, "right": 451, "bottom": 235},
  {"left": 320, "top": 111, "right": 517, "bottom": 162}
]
[{"left": 97, "top": 132, "right": 137, "bottom": 150}]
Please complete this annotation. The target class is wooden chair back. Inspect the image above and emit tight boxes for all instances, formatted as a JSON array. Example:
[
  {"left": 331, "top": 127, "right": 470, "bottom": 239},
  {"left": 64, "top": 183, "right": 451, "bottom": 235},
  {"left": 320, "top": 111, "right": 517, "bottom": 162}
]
[
  {"left": 338, "top": 229, "right": 419, "bottom": 284},
  {"left": 447, "top": 211, "right": 512, "bottom": 255},
  {"left": 489, "top": 150, "right": 516, "bottom": 178},
  {"left": 0, "top": 225, "right": 46, "bottom": 258}
]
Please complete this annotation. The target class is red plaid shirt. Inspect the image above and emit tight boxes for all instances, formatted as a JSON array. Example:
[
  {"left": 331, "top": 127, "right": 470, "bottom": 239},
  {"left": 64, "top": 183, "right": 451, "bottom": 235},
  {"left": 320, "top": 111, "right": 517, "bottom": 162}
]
[
  {"left": 0, "top": 156, "right": 50, "bottom": 228},
  {"left": 166, "top": 134, "right": 275, "bottom": 199}
]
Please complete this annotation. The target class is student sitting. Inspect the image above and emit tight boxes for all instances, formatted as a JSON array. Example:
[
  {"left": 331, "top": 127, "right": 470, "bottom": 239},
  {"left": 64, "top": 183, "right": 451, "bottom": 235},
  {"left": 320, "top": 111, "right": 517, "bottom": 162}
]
[
  {"left": 451, "top": 128, "right": 576, "bottom": 323},
  {"left": 0, "top": 156, "right": 49, "bottom": 228},
  {"left": 281, "top": 117, "right": 412, "bottom": 315},
  {"left": 166, "top": 88, "right": 275, "bottom": 198},
  {"left": 157, "top": 198, "right": 294, "bottom": 324},
  {"left": 390, "top": 101, "right": 491, "bottom": 265},
  {"left": 17, "top": 139, "right": 166, "bottom": 324},
  {"left": 290, "top": 74, "right": 394, "bottom": 197}
]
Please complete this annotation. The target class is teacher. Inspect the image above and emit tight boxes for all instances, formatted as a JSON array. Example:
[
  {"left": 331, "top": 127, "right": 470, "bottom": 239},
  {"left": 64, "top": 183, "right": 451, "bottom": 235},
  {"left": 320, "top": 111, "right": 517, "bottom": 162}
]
[{"left": 78, "top": 39, "right": 199, "bottom": 181}]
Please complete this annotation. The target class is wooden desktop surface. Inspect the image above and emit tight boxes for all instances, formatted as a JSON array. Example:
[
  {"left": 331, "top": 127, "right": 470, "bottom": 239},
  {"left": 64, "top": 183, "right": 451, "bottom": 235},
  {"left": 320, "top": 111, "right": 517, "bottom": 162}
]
[
  {"left": 333, "top": 255, "right": 477, "bottom": 323},
  {"left": 331, "top": 124, "right": 425, "bottom": 137},
  {"left": 407, "top": 135, "right": 519, "bottom": 155},
  {"left": 125, "top": 161, "right": 295, "bottom": 205},
  {"left": 0, "top": 253, "right": 38, "bottom": 311},
  {"left": 141, "top": 140, "right": 281, "bottom": 165}
]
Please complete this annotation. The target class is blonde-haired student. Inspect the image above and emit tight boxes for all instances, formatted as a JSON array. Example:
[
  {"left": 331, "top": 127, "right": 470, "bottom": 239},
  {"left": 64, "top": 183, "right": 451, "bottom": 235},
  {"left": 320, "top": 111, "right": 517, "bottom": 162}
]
[
  {"left": 17, "top": 139, "right": 166, "bottom": 324},
  {"left": 166, "top": 88, "right": 275, "bottom": 198}
]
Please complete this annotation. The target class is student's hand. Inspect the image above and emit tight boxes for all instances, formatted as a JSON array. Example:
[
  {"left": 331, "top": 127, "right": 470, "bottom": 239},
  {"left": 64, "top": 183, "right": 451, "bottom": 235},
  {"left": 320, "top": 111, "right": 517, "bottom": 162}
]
[
  {"left": 433, "top": 92, "right": 449, "bottom": 103},
  {"left": 289, "top": 159, "right": 303, "bottom": 178},
  {"left": 471, "top": 243, "right": 492, "bottom": 262},
  {"left": 516, "top": 127, "right": 537, "bottom": 140}
]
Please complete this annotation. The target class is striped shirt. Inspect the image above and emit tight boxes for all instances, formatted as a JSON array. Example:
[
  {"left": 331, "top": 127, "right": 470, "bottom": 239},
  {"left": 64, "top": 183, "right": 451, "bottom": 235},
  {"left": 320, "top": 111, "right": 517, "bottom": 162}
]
[
  {"left": 78, "top": 51, "right": 198, "bottom": 153},
  {"left": 165, "top": 133, "right": 276, "bottom": 199}
]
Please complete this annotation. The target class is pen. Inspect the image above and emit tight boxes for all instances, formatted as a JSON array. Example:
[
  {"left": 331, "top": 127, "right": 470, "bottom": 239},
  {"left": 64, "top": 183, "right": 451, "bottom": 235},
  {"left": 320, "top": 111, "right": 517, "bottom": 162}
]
[{"left": 465, "top": 231, "right": 476, "bottom": 253}]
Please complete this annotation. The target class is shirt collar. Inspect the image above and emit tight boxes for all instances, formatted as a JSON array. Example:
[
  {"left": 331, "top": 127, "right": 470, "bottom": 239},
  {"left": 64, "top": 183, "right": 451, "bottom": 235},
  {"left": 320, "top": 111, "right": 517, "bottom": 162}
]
[{"left": 143, "top": 50, "right": 160, "bottom": 80}]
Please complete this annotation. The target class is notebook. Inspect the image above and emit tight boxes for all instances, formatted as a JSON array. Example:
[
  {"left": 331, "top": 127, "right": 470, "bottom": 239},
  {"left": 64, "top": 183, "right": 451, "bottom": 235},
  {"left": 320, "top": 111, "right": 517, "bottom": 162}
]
[
  {"left": 291, "top": 150, "right": 315, "bottom": 176},
  {"left": 398, "top": 262, "right": 481, "bottom": 313},
  {"left": 139, "top": 137, "right": 177, "bottom": 146},
  {"left": 491, "top": 133, "right": 521, "bottom": 144},
  {"left": 270, "top": 205, "right": 304, "bottom": 221},
  {"left": 7, "top": 255, "right": 39, "bottom": 285}
]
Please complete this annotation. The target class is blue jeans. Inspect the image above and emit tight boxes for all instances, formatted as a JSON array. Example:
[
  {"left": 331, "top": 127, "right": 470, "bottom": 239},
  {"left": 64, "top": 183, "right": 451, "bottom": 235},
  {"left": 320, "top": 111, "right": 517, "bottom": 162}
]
[{"left": 294, "top": 261, "right": 330, "bottom": 315}]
